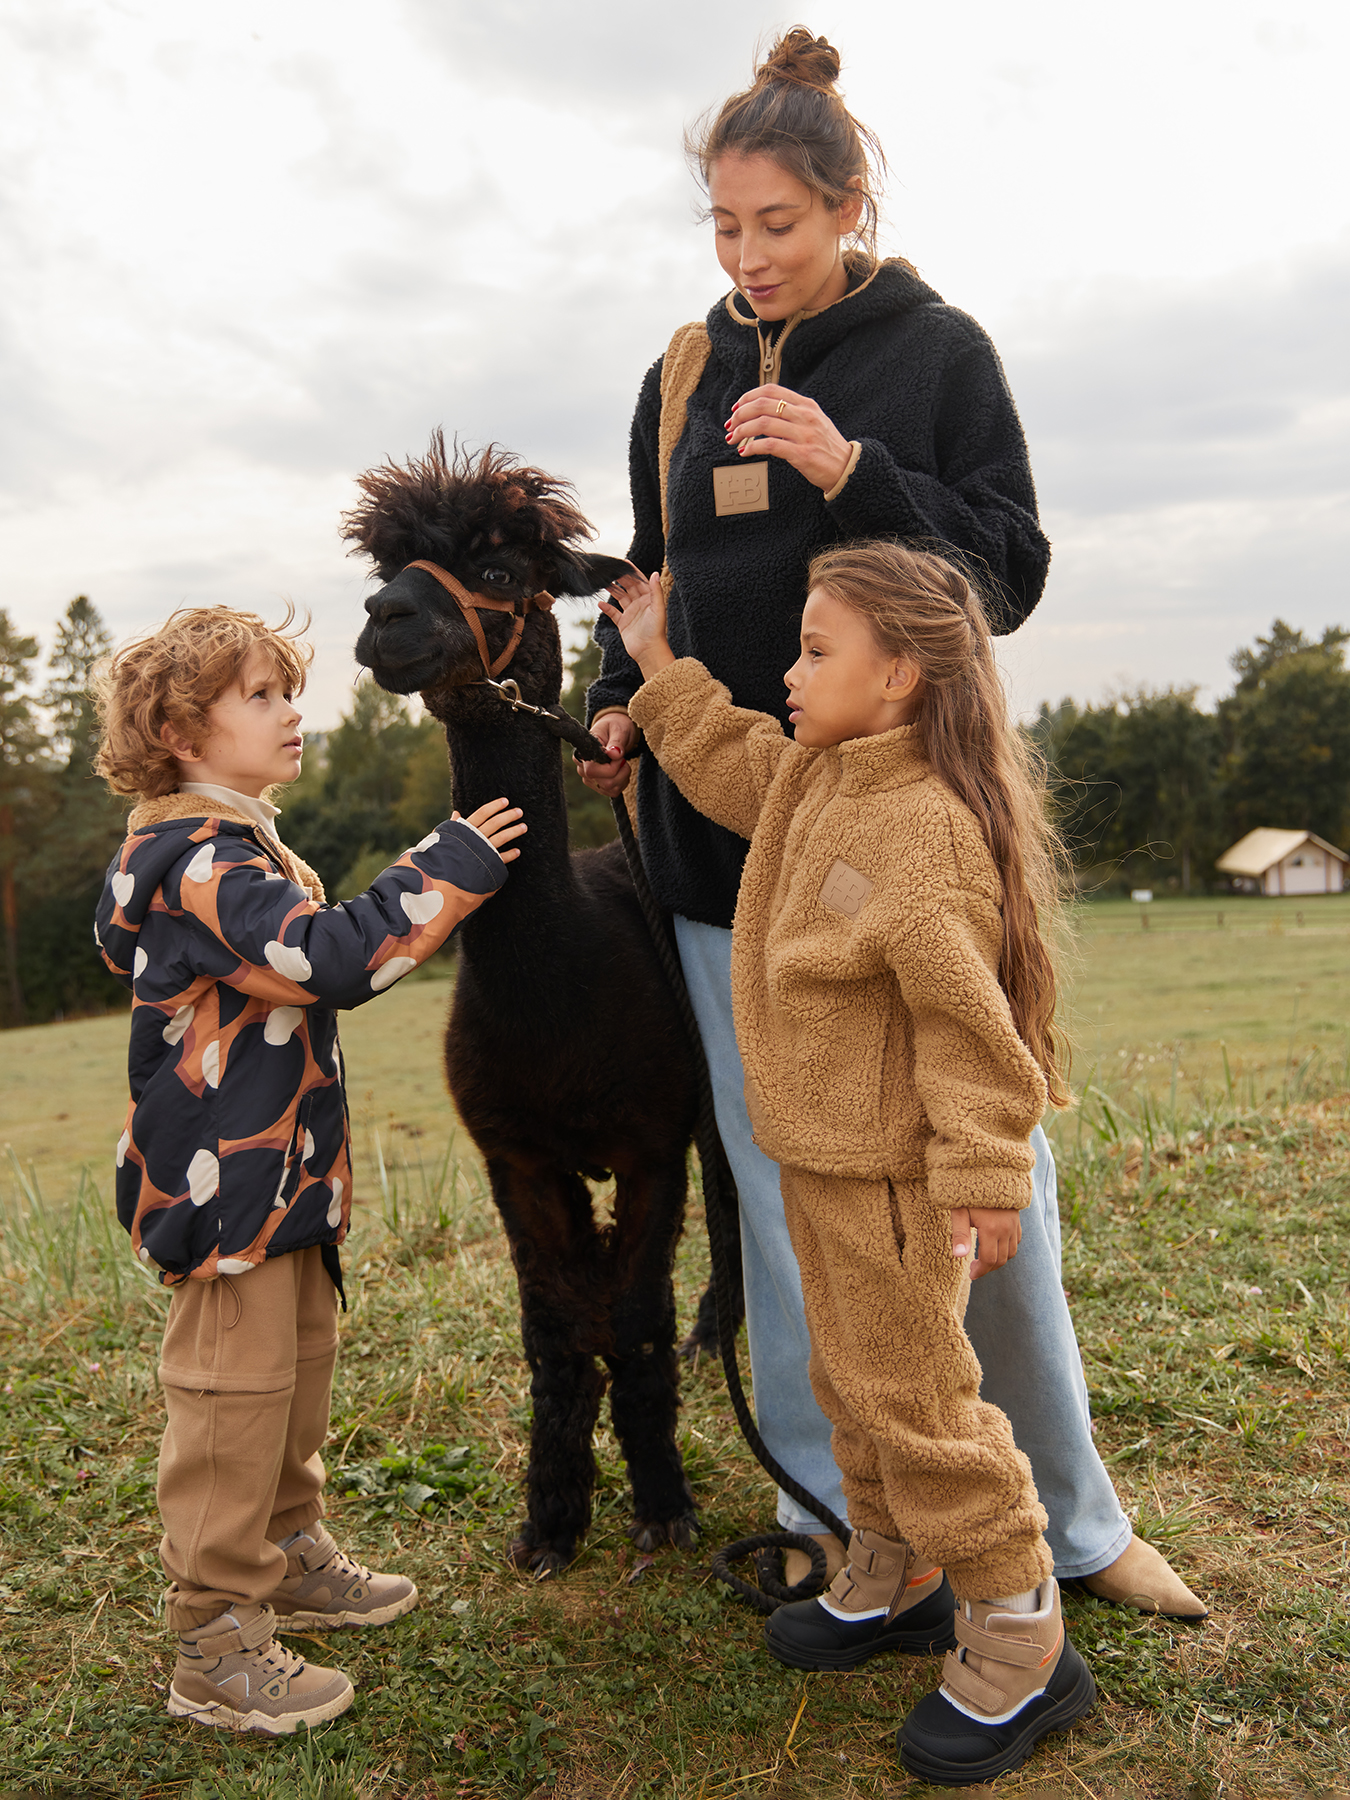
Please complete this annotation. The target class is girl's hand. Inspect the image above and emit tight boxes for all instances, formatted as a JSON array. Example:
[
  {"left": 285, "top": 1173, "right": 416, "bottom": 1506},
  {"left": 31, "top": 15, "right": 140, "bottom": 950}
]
[
  {"left": 596, "top": 571, "right": 675, "bottom": 682},
  {"left": 950, "top": 1206, "right": 1022, "bottom": 1280},
  {"left": 726, "top": 384, "right": 854, "bottom": 494},
  {"left": 575, "top": 712, "right": 637, "bottom": 797},
  {"left": 454, "top": 797, "right": 528, "bottom": 863}
]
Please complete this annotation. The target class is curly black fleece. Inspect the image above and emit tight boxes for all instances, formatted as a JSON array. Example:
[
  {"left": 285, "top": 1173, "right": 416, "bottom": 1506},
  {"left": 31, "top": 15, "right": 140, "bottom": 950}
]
[{"left": 587, "top": 259, "right": 1051, "bottom": 929}]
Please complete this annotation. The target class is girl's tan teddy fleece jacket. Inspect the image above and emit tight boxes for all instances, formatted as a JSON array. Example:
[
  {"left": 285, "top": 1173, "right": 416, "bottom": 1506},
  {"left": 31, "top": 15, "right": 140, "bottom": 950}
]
[{"left": 628, "top": 659, "right": 1047, "bottom": 1211}]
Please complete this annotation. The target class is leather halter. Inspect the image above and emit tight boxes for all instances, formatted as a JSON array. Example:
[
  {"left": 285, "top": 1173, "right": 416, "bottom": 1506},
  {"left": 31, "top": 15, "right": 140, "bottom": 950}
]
[{"left": 403, "top": 559, "right": 556, "bottom": 679}]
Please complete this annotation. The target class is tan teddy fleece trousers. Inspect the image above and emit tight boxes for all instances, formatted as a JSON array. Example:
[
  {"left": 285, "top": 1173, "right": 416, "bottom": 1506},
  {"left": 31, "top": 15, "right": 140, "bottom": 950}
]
[
  {"left": 156, "top": 1246, "right": 338, "bottom": 1631},
  {"left": 779, "top": 1166, "right": 1053, "bottom": 1602}
]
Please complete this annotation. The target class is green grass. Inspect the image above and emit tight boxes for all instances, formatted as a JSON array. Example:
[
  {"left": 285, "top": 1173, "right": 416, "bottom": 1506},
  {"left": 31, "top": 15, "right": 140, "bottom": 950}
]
[
  {"left": 1065, "top": 892, "right": 1350, "bottom": 1102},
  {"left": 3, "top": 919, "right": 1350, "bottom": 1796}
]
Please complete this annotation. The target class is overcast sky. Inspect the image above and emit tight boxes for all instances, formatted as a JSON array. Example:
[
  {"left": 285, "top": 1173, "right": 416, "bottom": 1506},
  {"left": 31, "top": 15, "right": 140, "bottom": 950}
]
[{"left": 2, "top": 0, "right": 1346, "bottom": 728}]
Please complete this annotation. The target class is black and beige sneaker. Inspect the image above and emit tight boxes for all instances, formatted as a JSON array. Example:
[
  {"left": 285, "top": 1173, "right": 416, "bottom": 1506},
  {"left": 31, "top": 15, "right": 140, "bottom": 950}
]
[
  {"left": 168, "top": 1603, "right": 354, "bottom": 1735},
  {"left": 765, "top": 1527, "right": 957, "bottom": 1671},
  {"left": 897, "top": 1578, "right": 1096, "bottom": 1784},
  {"left": 267, "top": 1528, "right": 419, "bottom": 1630}
]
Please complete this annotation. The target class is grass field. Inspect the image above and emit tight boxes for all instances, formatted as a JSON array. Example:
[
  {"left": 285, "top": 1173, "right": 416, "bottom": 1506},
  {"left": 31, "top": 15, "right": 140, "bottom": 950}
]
[{"left": 2, "top": 904, "right": 1349, "bottom": 1798}]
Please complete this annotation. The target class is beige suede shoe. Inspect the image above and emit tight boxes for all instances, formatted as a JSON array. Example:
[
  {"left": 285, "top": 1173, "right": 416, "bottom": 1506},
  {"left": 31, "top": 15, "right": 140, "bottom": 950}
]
[
  {"left": 1080, "top": 1533, "right": 1208, "bottom": 1619},
  {"left": 268, "top": 1528, "right": 419, "bottom": 1630},
  {"left": 782, "top": 1529, "right": 848, "bottom": 1590},
  {"left": 168, "top": 1603, "right": 354, "bottom": 1735}
]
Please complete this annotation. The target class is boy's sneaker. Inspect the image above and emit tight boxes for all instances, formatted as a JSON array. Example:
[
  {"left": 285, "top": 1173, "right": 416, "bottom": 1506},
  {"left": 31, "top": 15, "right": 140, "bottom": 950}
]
[
  {"left": 897, "top": 1579, "right": 1095, "bottom": 1785},
  {"left": 268, "top": 1527, "right": 419, "bottom": 1630},
  {"left": 168, "top": 1602, "right": 354, "bottom": 1735},
  {"left": 765, "top": 1527, "right": 957, "bottom": 1670}
]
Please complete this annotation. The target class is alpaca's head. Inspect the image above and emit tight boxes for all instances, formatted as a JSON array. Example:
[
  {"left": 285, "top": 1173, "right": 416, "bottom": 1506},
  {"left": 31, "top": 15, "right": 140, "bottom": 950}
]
[{"left": 346, "top": 432, "right": 630, "bottom": 697}]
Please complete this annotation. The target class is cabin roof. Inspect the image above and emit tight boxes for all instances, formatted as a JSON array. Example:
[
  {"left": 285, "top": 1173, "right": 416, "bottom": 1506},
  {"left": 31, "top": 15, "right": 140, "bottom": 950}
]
[{"left": 1216, "top": 828, "right": 1349, "bottom": 876}]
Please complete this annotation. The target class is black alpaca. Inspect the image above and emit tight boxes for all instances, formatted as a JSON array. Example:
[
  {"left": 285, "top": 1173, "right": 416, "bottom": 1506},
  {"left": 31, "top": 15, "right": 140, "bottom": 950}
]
[{"left": 347, "top": 435, "right": 712, "bottom": 1573}]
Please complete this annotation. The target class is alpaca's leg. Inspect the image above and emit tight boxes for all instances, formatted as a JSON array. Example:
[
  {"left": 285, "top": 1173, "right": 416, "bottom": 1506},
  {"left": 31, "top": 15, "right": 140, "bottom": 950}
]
[
  {"left": 606, "top": 1158, "right": 698, "bottom": 1551},
  {"left": 490, "top": 1160, "right": 606, "bottom": 1574}
]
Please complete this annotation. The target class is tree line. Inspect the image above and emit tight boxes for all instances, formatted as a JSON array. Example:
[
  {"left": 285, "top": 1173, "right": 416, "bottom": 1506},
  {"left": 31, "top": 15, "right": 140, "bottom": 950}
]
[{"left": 0, "top": 601, "right": 1346, "bottom": 1027}]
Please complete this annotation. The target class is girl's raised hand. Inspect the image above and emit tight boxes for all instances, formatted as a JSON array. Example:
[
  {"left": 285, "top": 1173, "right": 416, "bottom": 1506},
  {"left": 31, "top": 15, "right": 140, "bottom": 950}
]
[
  {"left": 597, "top": 571, "right": 675, "bottom": 681},
  {"left": 454, "top": 796, "right": 528, "bottom": 863},
  {"left": 726, "top": 384, "right": 854, "bottom": 494}
]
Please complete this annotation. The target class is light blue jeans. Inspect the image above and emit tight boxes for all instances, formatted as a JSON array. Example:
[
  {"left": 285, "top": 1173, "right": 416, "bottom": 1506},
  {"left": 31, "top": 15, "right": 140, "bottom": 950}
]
[{"left": 674, "top": 916, "right": 1131, "bottom": 1580}]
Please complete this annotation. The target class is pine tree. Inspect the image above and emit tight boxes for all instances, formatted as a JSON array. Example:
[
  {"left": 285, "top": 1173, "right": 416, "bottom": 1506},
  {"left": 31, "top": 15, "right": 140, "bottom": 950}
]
[
  {"left": 0, "top": 613, "right": 48, "bottom": 1023},
  {"left": 41, "top": 595, "right": 112, "bottom": 768}
]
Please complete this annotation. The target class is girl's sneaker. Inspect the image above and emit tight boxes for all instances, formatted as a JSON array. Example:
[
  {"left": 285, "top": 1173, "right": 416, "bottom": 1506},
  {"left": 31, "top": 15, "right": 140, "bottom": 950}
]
[
  {"left": 169, "top": 1603, "right": 354, "bottom": 1735},
  {"left": 268, "top": 1528, "right": 419, "bottom": 1630},
  {"left": 765, "top": 1527, "right": 957, "bottom": 1670},
  {"left": 897, "top": 1579, "right": 1095, "bottom": 1785}
]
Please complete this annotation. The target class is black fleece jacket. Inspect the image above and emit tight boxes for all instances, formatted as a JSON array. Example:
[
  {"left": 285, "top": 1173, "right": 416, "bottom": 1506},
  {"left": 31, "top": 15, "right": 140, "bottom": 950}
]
[{"left": 587, "top": 259, "right": 1050, "bottom": 928}]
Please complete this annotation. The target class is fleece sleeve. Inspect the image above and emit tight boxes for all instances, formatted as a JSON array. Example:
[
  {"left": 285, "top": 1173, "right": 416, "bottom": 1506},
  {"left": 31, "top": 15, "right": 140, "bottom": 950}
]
[
  {"left": 587, "top": 357, "right": 666, "bottom": 725},
  {"left": 169, "top": 819, "right": 506, "bottom": 1011},
  {"left": 627, "top": 657, "right": 796, "bottom": 841},
  {"left": 884, "top": 887, "right": 1047, "bottom": 1214},
  {"left": 824, "top": 332, "right": 1050, "bottom": 634}
]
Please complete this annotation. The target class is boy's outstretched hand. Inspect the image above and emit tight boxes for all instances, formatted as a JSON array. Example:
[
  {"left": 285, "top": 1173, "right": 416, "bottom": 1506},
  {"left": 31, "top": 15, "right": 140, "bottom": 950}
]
[
  {"left": 597, "top": 572, "right": 675, "bottom": 682},
  {"left": 950, "top": 1206, "right": 1021, "bottom": 1280},
  {"left": 454, "top": 797, "right": 528, "bottom": 863}
]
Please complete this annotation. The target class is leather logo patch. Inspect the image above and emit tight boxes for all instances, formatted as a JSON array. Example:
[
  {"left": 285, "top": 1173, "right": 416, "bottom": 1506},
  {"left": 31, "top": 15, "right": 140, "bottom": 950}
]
[
  {"left": 820, "top": 858, "right": 874, "bottom": 919},
  {"left": 713, "top": 461, "right": 769, "bottom": 516}
]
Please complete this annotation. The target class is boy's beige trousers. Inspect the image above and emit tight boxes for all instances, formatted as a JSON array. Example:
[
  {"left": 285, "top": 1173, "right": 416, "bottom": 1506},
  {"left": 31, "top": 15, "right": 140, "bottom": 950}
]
[
  {"left": 779, "top": 1166, "right": 1053, "bottom": 1602},
  {"left": 156, "top": 1246, "right": 338, "bottom": 1632}
]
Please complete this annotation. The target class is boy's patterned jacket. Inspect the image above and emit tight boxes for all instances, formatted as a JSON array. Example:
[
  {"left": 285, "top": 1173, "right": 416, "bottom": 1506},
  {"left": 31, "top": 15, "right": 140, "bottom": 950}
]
[{"left": 95, "top": 794, "right": 505, "bottom": 1284}]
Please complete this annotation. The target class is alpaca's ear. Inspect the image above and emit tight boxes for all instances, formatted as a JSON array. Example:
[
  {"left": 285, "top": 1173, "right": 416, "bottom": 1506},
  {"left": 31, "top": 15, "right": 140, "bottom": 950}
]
[{"left": 549, "top": 551, "right": 637, "bottom": 597}]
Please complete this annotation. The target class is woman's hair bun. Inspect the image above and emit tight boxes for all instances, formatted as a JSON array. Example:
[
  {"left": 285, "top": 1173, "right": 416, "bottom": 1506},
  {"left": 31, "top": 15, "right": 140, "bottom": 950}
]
[{"left": 756, "top": 26, "right": 841, "bottom": 94}]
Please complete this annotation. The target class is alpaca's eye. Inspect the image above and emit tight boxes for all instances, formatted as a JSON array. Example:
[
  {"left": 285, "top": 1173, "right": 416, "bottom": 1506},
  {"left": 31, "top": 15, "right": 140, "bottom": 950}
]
[{"left": 482, "top": 568, "right": 512, "bottom": 587}]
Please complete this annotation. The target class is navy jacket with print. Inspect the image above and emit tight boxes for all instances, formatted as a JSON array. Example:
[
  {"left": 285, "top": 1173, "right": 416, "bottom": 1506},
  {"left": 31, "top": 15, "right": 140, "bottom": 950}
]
[{"left": 96, "top": 801, "right": 505, "bottom": 1284}]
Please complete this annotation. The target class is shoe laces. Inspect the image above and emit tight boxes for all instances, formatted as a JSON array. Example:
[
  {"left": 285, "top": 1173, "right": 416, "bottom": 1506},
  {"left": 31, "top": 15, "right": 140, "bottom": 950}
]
[
  {"left": 253, "top": 1637, "right": 307, "bottom": 1682},
  {"left": 319, "top": 1546, "right": 374, "bottom": 1585}
]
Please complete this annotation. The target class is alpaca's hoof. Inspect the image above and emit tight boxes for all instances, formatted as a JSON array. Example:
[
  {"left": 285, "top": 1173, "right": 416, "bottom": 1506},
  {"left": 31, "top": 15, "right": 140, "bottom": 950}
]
[
  {"left": 678, "top": 1328, "right": 716, "bottom": 1362},
  {"left": 508, "top": 1531, "right": 573, "bottom": 1577},
  {"left": 629, "top": 1510, "right": 700, "bottom": 1553}
]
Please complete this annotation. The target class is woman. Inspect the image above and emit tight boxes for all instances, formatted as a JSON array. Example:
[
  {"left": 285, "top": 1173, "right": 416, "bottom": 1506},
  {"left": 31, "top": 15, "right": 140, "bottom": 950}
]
[{"left": 580, "top": 27, "right": 1203, "bottom": 1627}]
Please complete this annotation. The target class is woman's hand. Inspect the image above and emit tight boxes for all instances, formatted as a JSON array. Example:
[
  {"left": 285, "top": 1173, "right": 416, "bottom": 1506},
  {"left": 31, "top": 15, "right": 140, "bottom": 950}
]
[
  {"left": 575, "top": 712, "right": 637, "bottom": 797},
  {"left": 950, "top": 1206, "right": 1022, "bottom": 1280},
  {"left": 453, "top": 796, "right": 528, "bottom": 863},
  {"left": 726, "top": 384, "right": 854, "bottom": 494},
  {"left": 597, "top": 572, "right": 674, "bottom": 681}
]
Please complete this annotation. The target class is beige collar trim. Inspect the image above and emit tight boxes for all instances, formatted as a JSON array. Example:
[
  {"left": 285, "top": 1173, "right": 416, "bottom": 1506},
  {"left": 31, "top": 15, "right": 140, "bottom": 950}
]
[
  {"left": 126, "top": 791, "right": 325, "bottom": 902},
  {"left": 179, "top": 782, "right": 281, "bottom": 839},
  {"left": 832, "top": 720, "right": 930, "bottom": 797},
  {"left": 723, "top": 255, "right": 884, "bottom": 331}
]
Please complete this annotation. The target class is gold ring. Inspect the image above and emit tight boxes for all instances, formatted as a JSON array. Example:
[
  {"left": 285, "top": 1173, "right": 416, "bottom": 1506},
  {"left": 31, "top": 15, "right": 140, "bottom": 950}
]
[{"left": 775, "top": 399, "right": 788, "bottom": 417}]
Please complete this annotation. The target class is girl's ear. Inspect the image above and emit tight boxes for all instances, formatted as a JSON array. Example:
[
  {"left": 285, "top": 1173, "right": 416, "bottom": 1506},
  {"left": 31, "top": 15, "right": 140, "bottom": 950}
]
[
  {"left": 838, "top": 176, "right": 864, "bottom": 238},
  {"left": 884, "top": 655, "right": 922, "bottom": 701}
]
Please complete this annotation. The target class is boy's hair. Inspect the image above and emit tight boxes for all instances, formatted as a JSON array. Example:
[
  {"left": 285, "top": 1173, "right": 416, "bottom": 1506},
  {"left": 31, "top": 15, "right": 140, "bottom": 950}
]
[
  {"left": 807, "top": 540, "right": 1072, "bottom": 1107},
  {"left": 94, "top": 604, "right": 311, "bottom": 800}
]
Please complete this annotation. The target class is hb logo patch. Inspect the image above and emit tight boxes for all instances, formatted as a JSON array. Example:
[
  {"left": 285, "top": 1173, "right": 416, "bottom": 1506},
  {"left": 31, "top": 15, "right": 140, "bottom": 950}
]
[
  {"left": 819, "top": 858, "right": 874, "bottom": 919},
  {"left": 713, "top": 461, "right": 770, "bottom": 516}
]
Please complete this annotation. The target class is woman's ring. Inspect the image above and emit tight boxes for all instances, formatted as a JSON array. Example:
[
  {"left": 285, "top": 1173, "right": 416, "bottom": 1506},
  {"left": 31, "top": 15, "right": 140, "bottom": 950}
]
[{"left": 775, "top": 399, "right": 788, "bottom": 417}]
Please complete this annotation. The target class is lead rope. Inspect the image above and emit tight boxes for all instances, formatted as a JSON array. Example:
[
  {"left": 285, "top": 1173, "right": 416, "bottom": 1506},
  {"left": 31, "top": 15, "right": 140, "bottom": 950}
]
[
  {"left": 605, "top": 794, "right": 850, "bottom": 1613},
  {"left": 482, "top": 683, "right": 849, "bottom": 1609}
]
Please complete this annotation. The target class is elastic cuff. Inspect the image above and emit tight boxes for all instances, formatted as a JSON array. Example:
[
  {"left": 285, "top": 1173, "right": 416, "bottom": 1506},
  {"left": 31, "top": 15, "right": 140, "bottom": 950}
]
[
  {"left": 823, "top": 441, "right": 862, "bottom": 504},
  {"left": 588, "top": 705, "right": 631, "bottom": 726}
]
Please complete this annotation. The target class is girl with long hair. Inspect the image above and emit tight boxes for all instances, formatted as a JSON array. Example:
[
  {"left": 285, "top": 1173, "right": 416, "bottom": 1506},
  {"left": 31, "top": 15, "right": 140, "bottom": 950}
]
[
  {"left": 578, "top": 23, "right": 1205, "bottom": 1624},
  {"left": 598, "top": 541, "right": 1094, "bottom": 1781}
]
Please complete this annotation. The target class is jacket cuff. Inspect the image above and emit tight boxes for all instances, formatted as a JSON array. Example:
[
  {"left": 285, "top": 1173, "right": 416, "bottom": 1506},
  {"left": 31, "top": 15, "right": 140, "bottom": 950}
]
[
  {"left": 823, "top": 440, "right": 862, "bottom": 504},
  {"left": 927, "top": 1165, "right": 1033, "bottom": 1214},
  {"left": 628, "top": 658, "right": 712, "bottom": 729},
  {"left": 589, "top": 704, "right": 631, "bottom": 726}
]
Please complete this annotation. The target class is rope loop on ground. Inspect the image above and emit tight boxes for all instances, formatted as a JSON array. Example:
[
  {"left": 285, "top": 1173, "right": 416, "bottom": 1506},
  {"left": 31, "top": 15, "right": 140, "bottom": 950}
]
[{"left": 709, "top": 1532, "right": 828, "bottom": 1614}]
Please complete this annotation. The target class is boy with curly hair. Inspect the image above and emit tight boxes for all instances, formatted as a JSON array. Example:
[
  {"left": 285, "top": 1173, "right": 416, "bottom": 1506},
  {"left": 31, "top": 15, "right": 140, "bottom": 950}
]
[{"left": 95, "top": 605, "right": 524, "bottom": 1733}]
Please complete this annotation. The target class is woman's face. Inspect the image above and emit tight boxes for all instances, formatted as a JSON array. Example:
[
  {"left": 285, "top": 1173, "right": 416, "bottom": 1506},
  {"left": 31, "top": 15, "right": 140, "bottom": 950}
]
[{"left": 708, "top": 152, "right": 860, "bottom": 321}]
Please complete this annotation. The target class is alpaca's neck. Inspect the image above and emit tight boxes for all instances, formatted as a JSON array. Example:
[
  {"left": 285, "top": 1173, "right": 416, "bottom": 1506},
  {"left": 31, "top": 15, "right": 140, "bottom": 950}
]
[{"left": 444, "top": 709, "right": 578, "bottom": 977}]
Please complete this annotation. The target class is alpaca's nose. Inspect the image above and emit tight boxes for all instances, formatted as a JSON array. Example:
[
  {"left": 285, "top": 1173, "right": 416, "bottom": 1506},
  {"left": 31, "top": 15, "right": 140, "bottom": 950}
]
[{"left": 364, "top": 587, "right": 417, "bottom": 627}]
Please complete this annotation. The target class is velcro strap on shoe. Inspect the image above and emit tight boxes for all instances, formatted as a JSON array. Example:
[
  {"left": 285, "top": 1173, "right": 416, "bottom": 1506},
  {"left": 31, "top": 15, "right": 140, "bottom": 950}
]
[
  {"left": 953, "top": 1614, "right": 1052, "bottom": 1669},
  {"left": 186, "top": 1604, "right": 278, "bottom": 1659},
  {"left": 941, "top": 1647, "right": 1011, "bottom": 1715},
  {"left": 296, "top": 1530, "right": 338, "bottom": 1574}
]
